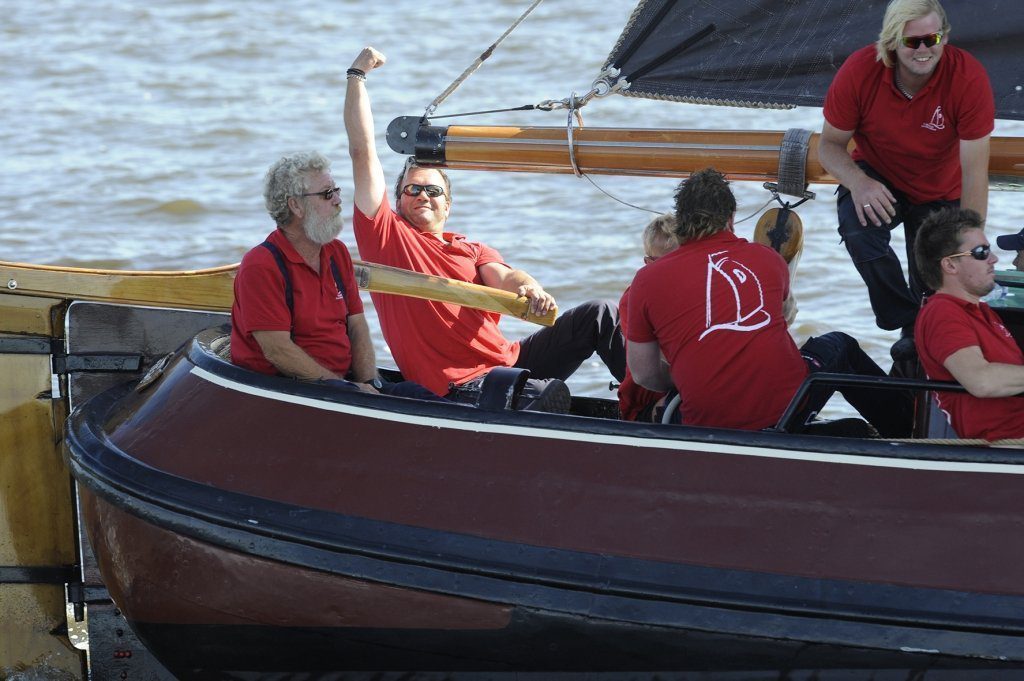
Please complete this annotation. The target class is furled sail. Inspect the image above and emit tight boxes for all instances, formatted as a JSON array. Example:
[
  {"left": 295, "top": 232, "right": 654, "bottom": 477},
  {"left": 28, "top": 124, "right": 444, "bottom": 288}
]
[{"left": 603, "top": 0, "right": 1024, "bottom": 120}]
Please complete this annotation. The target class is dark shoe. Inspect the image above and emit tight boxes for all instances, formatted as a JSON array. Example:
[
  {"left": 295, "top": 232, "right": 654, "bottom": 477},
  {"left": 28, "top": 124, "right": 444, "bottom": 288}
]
[
  {"left": 890, "top": 328, "right": 917, "bottom": 362},
  {"left": 519, "top": 378, "right": 571, "bottom": 414}
]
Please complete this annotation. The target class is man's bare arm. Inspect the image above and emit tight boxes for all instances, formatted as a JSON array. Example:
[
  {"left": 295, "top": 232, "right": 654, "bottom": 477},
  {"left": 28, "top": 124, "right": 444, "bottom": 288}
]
[
  {"left": 478, "top": 262, "right": 556, "bottom": 316},
  {"left": 943, "top": 345, "right": 1024, "bottom": 398},
  {"left": 627, "top": 340, "right": 674, "bottom": 392},
  {"left": 346, "top": 313, "right": 378, "bottom": 384},
  {"left": 252, "top": 330, "right": 339, "bottom": 381},
  {"left": 959, "top": 135, "right": 991, "bottom": 221},
  {"left": 818, "top": 121, "right": 897, "bottom": 227},
  {"left": 345, "top": 47, "right": 388, "bottom": 219}
]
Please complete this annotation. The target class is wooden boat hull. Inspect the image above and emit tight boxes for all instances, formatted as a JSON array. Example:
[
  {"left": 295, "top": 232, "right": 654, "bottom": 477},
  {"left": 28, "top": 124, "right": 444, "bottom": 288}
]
[{"left": 64, "top": 328, "right": 1024, "bottom": 677}]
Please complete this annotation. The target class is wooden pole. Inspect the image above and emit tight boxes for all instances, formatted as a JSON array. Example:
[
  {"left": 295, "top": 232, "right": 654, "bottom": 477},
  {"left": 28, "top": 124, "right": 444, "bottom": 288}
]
[
  {"left": 0, "top": 260, "right": 556, "bottom": 326},
  {"left": 389, "top": 119, "right": 1024, "bottom": 186}
]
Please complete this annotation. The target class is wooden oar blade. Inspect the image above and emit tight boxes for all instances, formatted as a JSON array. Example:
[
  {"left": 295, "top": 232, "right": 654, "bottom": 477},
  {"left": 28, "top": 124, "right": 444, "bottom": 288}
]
[
  {"left": 354, "top": 260, "right": 556, "bottom": 327},
  {"left": 0, "top": 259, "right": 557, "bottom": 326},
  {"left": 0, "top": 261, "right": 237, "bottom": 311}
]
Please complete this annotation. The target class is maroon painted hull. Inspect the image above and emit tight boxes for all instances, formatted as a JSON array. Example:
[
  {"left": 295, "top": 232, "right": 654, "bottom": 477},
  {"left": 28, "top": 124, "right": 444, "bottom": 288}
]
[{"left": 66, "top": 330, "right": 1024, "bottom": 677}]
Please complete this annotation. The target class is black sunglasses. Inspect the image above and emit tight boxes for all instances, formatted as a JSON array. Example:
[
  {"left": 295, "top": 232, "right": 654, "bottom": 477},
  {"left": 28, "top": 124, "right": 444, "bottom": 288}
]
[
  {"left": 900, "top": 31, "right": 943, "bottom": 49},
  {"left": 402, "top": 183, "right": 445, "bottom": 198},
  {"left": 947, "top": 244, "right": 991, "bottom": 261},
  {"left": 300, "top": 186, "right": 341, "bottom": 201}
]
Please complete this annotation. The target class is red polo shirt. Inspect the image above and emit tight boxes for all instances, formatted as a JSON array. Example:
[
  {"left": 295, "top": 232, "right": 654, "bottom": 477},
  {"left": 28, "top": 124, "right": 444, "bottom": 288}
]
[
  {"left": 915, "top": 293, "right": 1024, "bottom": 440},
  {"left": 823, "top": 45, "right": 994, "bottom": 204},
  {"left": 353, "top": 196, "right": 519, "bottom": 395},
  {"left": 628, "top": 231, "right": 807, "bottom": 430},
  {"left": 231, "top": 228, "right": 363, "bottom": 376}
]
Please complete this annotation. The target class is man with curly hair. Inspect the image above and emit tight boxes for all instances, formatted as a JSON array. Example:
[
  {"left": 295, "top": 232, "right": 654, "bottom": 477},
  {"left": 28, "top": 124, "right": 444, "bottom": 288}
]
[
  {"left": 627, "top": 168, "right": 910, "bottom": 435},
  {"left": 231, "top": 152, "right": 378, "bottom": 388},
  {"left": 231, "top": 152, "right": 439, "bottom": 402}
]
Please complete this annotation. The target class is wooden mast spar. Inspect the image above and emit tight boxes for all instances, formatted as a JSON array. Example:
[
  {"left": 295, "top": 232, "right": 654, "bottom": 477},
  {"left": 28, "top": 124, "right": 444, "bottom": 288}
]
[{"left": 386, "top": 117, "right": 1024, "bottom": 188}]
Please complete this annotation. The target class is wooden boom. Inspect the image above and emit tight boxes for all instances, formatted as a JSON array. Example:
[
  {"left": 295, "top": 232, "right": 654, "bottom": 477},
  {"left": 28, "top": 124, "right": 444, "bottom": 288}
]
[
  {"left": 0, "top": 260, "right": 556, "bottom": 326},
  {"left": 387, "top": 117, "right": 1024, "bottom": 188}
]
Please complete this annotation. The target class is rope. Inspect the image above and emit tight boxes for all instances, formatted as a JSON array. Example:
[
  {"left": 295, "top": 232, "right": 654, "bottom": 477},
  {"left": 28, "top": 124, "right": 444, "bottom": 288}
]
[
  {"left": 427, "top": 104, "right": 539, "bottom": 121},
  {"left": 579, "top": 174, "right": 662, "bottom": 215},
  {"left": 424, "top": 0, "right": 545, "bottom": 117},
  {"left": 566, "top": 93, "right": 582, "bottom": 177},
  {"left": 734, "top": 197, "right": 776, "bottom": 225}
]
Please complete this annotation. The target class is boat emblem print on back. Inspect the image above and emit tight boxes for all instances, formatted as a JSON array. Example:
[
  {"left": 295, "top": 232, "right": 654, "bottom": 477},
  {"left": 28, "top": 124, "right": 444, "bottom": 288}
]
[
  {"left": 923, "top": 106, "right": 945, "bottom": 131},
  {"left": 700, "top": 250, "right": 771, "bottom": 340}
]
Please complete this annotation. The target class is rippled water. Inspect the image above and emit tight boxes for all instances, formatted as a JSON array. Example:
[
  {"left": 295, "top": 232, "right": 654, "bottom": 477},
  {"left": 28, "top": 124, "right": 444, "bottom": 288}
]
[{"left": 3, "top": 0, "right": 1022, "bottom": 405}]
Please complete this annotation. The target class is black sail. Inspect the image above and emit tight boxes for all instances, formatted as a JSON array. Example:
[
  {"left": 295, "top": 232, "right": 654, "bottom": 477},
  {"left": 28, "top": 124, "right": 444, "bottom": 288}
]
[{"left": 604, "top": 0, "right": 1024, "bottom": 120}]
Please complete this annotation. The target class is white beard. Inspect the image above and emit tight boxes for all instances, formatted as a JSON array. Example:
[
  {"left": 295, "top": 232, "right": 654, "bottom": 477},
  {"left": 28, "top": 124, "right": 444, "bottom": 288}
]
[{"left": 303, "top": 209, "right": 343, "bottom": 245}]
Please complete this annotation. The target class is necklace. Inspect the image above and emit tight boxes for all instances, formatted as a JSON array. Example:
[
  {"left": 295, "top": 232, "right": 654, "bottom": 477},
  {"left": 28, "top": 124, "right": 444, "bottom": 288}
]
[{"left": 893, "top": 72, "right": 914, "bottom": 100}]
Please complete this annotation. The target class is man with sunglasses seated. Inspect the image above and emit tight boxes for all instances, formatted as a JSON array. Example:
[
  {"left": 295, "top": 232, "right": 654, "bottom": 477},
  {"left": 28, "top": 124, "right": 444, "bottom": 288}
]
[
  {"left": 628, "top": 168, "right": 912, "bottom": 436},
  {"left": 231, "top": 152, "right": 439, "bottom": 401},
  {"left": 914, "top": 208, "right": 1024, "bottom": 440},
  {"left": 343, "top": 47, "right": 624, "bottom": 402},
  {"left": 818, "top": 0, "right": 994, "bottom": 363}
]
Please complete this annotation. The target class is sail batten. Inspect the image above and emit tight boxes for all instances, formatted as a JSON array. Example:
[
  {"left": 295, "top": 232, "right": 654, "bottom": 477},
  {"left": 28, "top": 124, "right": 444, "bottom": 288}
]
[{"left": 605, "top": 0, "right": 1024, "bottom": 121}]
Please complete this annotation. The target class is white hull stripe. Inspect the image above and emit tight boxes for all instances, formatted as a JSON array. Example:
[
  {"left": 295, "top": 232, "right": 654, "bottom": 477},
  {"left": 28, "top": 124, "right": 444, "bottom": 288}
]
[{"left": 191, "top": 367, "right": 1024, "bottom": 475}]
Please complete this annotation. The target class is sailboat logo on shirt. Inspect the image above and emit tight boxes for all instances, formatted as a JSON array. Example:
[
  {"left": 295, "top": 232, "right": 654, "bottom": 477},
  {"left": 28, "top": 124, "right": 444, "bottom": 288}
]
[
  {"left": 699, "top": 250, "right": 771, "bottom": 340},
  {"left": 922, "top": 105, "right": 945, "bottom": 131}
]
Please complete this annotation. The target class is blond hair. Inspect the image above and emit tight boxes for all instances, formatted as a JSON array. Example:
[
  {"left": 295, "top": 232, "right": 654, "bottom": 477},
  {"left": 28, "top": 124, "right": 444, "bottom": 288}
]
[
  {"left": 642, "top": 213, "right": 679, "bottom": 258},
  {"left": 876, "top": 0, "right": 950, "bottom": 67}
]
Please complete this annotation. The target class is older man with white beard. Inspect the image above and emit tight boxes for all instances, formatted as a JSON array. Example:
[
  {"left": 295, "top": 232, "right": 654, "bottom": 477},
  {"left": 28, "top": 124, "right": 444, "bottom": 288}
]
[{"left": 230, "top": 152, "right": 380, "bottom": 391}]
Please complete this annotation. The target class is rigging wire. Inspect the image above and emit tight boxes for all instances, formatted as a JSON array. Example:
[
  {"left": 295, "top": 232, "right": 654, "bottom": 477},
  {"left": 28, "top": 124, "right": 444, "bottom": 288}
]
[
  {"left": 416, "top": 0, "right": 775, "bottom": 224},
  {"left": 424, "top": 0, "right": 545, "bottom": 118},
  {"left": 578, "top": 174, "right": 780, "bottom": 225},
  {"left": 579, "top": 174, "right": 662, "bottom": 216},
  {"left": 572, "top": 180, "right": 779, "bottom": 224},
  {"left": 426, "top": 105, "right": 539, "bottom": 121},
  {"left": 558, "top": 89, "right": 771, "bottom": 221},
  {"left": 734, "top": 196, "right": 778, "bottom": 225}
]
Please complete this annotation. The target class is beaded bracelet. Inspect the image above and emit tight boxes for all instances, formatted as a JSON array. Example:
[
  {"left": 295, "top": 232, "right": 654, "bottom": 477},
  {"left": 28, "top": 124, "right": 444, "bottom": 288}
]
[{"left": 346, "top": 68, "right": 366, "bottom": 81}]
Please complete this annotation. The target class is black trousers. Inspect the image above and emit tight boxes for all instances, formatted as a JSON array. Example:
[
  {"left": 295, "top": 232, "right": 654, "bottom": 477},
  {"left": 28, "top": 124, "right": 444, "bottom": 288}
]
[
  {"left": 514, "top": 299, "right": 625, "bottom": 382},
  {"left": 837, "top": 161, "right": 956, "bottom": 331},
  {"left": 800, "top": 331, "right": 913, "bottom": 437}
]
